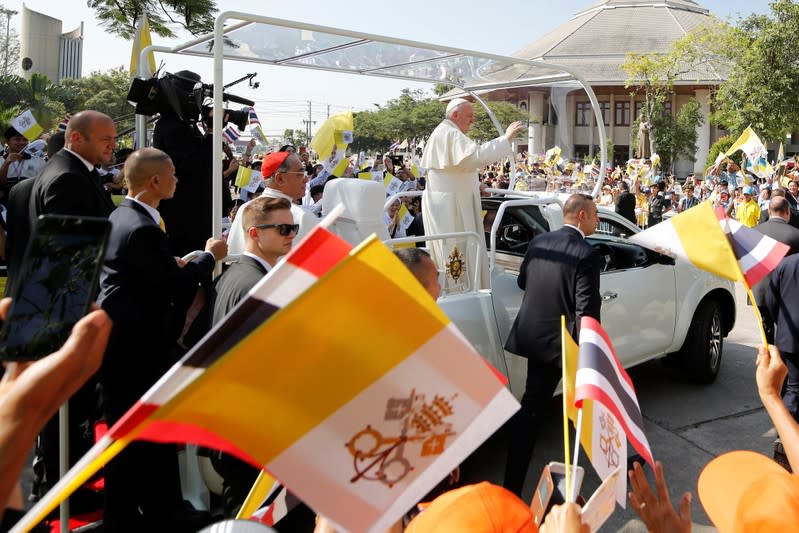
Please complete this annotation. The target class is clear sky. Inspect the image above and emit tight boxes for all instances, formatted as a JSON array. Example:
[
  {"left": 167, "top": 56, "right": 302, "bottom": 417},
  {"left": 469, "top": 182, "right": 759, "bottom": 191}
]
[{"left": 5, "top": 0, "right": 771, "bottom": 137}]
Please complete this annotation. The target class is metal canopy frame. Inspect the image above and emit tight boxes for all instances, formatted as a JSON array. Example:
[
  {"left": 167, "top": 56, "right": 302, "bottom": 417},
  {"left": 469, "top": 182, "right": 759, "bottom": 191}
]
[{"left": 137, "top": 11, "right": 607, "bottom": 239}]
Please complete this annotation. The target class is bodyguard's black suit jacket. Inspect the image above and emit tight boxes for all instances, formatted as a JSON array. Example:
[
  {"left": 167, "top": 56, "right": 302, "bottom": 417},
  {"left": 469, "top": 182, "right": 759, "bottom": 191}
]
[
  {"left": 4, "top": 178, "right": 36, "bottom": 297},
  {"left": 615, "top": 191, "right": 637, "bottom": 225},
  {"left": 767, "top": 254, "right": 799, "bottom": 355},
  {"left": 6, "top": 151, "right": 115, "bottom": 295},
  {"left": 211, "top": 255, "right": 268, "bottom": 326},
  {"left": 752, "top": 217, "right": 799, "bottom": 305},
  {"left": 98, "top": 199, "right": 216, "bottom": 418},
  {"left": 31, "top": 150, "right": 115, "bottom": 219},
  {"left": 504, "top": 226, "right": 602, "bottom": 364}
]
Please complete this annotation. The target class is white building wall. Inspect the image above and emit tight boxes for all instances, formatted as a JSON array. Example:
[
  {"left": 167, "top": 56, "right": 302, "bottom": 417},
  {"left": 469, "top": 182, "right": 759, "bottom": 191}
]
[
  {"left": 20, "top": 5, "right": 62, "bottom": 81},
  {"left": 21, "top": 6, "right": 82, "bottom": 82}
]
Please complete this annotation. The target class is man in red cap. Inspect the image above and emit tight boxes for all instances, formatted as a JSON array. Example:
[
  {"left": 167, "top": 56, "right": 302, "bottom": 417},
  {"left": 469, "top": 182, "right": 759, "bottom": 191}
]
[{"left": 226, "top": 151, "right": 317, "bottom": 256}]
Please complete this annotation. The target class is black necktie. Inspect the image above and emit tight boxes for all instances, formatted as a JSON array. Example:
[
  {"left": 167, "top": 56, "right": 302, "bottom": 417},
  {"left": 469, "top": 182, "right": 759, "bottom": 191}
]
[{"left": 89, "top": 168, "right": 101, "bottom": 186}]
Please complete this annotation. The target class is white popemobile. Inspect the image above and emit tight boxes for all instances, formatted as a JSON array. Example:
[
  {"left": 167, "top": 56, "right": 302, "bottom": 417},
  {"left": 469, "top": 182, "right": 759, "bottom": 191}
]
[{"left": 322, "top": 179, "right": 736, "bottom": 399}]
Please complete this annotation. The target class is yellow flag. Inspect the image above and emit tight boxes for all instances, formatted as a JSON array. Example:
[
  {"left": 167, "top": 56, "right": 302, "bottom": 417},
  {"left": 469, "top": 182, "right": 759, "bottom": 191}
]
[
  {"left": 311, "top": 111, "right": 354, "bottom": 160},
  {"left": 129, "top": 14, "right": 156, "bottom": 77},
  {"left": 235, "top": 165, "right": 254, "bottom": 188},
  {"left": 11, "top": 110, "right": 42, "bottom": 141},
  {"left": 562, "top": 323, "right": 593, "bottom": 458},
  {"left": 410, "top": 161, "right": 420, "bottom": 179},
  {"left": 358, "top": 171, "right": 372, "bottom": 180},
  {"left": 332, "top": 155, "right": 349, "bottom": 177}
]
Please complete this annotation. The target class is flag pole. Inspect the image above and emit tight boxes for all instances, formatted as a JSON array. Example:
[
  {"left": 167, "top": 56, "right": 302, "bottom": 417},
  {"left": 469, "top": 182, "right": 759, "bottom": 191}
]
[
  {"left": 10, "top": 437, "right": 128, "bottom": 533},
  {"left": 561, "top": 315, "right": 572, "bottom": 504},
  {"left": 570, "top": 408, "right": 583, "bottom": 503},
  {"left": 236, "top": 470, "right": 276, "bottom": 519},
  {"left": 744, "top": 279, "right": 769, "bottom": 347}
]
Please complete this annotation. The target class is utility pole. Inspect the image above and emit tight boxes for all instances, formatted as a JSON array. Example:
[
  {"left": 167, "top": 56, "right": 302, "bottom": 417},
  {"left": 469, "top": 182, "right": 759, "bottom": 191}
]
[
  {"left": 0, "top": 8, "right": 17, "bottom": 77},
  {"left": 301, "top": 100, "right": 315, "bottom": 146}
]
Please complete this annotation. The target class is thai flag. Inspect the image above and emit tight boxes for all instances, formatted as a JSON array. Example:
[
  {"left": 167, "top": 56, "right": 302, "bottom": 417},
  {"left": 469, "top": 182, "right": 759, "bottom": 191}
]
[
  {"left": 388, "top": 140, "right": 401, "bottom": 151},
  {"left": 222, "top": 126, "right": 240, "bottom": 144},
  {"left": 717, "top": 208, "right": 789, "bottom": 287},
  {"left": 249, "top": 107, "right": 261, "bottom": 127},
  {"left": 574, "top": 316, "right": 655, "bottom": 467}
]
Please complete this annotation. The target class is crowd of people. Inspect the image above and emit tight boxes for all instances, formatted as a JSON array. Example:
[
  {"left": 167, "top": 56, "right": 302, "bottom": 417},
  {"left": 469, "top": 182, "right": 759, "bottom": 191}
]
[
  {"left": 1, "top": 100, "right": 799, "bottom": 533},
  {"left": 472, "top": 155, "right": 799, "bottom": 231}
]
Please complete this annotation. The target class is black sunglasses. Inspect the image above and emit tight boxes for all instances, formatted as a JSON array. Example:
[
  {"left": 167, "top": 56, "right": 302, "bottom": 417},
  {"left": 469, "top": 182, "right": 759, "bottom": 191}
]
[{"left": 253, "top": 223, "right": 299, "bottom": 236}]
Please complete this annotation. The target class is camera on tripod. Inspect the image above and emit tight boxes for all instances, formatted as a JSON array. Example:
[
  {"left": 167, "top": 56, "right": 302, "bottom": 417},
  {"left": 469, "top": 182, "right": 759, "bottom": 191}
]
[{"left": 127, "top": 70, "right": 253, "bottom": 131}]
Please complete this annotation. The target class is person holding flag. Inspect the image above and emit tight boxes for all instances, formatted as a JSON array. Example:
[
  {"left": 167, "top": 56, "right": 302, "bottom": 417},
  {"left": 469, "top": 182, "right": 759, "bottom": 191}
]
[
  {"left": 503, "top": 194, "right": 602, "bottom": 496},
  {"left": 0, "top": 125, "right": 47, "bottom": 190}
]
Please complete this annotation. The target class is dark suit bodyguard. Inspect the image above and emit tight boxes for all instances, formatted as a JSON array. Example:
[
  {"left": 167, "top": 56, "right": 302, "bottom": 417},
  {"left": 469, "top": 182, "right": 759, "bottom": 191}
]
[
  {"left": 15, "top": 111, "right": 117, "bottom": 505},
  {"left": 98, "top": 147, "right": 227, "bottom": 532},
  {"left": 754, "top": 196, "right": 799, "bottom": 343},
  {"left": 503, "top": 194, "right": 602, "bottom": 496}
]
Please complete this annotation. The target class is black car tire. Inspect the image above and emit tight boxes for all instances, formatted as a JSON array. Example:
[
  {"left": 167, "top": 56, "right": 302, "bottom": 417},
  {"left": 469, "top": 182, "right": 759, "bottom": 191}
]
[{"left": 672, "top": 299, "right": 724, "bottom": 383}]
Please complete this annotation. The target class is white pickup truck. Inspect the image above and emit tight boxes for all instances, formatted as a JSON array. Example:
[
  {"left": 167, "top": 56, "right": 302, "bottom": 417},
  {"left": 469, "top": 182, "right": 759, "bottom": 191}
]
[{"left": 322, "top": 180, "right": 737, "bottom": 398}]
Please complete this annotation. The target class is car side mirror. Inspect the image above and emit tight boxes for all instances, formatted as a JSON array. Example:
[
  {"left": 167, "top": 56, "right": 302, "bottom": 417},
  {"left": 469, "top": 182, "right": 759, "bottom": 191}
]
[
  {"left": 502, "top": 224, "right": 524, "bottom": 244},
  {"left": 657, "top": 253, "right": 675, "bottom": 265}
]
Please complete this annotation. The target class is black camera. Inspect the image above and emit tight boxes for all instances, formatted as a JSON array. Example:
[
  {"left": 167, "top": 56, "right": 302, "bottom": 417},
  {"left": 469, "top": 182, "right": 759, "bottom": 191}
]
[
  {"left": 200, "top": 105, "right": 249, "bottom": 131},
  {"left": 127, "top": 70, "right": 253, "bottom": 131}
]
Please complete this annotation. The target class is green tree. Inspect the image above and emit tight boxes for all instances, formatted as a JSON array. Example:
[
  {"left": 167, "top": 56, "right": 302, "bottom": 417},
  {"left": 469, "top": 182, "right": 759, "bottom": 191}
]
[
  {"left": 433, "top": 83, "right": 453, "bottom": 97},
  {"left": 352, "top": 89, "right": 445, "bottom": 151},
  {"left": 67, "top": 68, "right": 136, "bottom": 131},
  {"left": 706, "top": 135, "right": 735, "bottom": 168},
  {"left": 652, "top": 99, "right": 703, "bottom": 171},
  {"left": 351, "top": 88, "right": 525, "bottom": 152},
  {"left": 711, "top": 0, "right": 799, "bottom": 142},
  {"left": 470, "top": 101, "right": 525, "bottom": 143},
  {"left": 0, "top": 73, "right": 65, "bottom": 131},
  {"left": 0, "top": 68, "right": 139, "bottom": 134},
  {"left": 623, "top": 24, "right": 722, "bottom": 158},
  {"left": 283, "top": 128, "right": 309, "bottom": 147},
  {"left": 87, "top": 0, "right": 218, "bottom": 39}
]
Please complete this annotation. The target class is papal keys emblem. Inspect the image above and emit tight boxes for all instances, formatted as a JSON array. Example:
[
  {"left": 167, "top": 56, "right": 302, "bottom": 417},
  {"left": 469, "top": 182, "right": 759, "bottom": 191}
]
[
  {"left": 446, "top": 246, "right": 465, "bottom": 282},
  {"left": 345, "top": 389, "right": 458, "bottom": 488}
]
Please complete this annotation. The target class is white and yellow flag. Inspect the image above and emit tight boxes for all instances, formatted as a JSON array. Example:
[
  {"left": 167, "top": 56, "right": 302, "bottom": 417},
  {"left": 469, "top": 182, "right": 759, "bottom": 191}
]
[
  {"left": 11, "top": 110, "right": 42, "bottom": 141},
  {"left": 129, "top": 14, "right": 156, "bottom": 78}
]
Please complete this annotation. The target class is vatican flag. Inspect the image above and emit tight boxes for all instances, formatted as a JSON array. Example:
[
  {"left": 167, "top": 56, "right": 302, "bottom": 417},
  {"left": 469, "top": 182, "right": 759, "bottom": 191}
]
[{"left": 130, "top": 14, "right": 156, "bottom": 78}]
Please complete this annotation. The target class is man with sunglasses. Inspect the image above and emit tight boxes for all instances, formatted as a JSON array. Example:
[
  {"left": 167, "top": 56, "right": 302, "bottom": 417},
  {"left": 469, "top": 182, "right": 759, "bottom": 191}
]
[
  {"left": 209, "top": 196, "right": 295, "bottom": 514},
  {"left": 212, "top": 196, "right": 295, "bottom": 325},
  {"left": 226, "top": 151, "right": 317, "bottom": 257}
]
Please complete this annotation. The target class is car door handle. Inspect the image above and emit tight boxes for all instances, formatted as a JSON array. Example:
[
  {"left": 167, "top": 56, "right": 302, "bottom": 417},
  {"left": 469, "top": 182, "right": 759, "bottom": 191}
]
[{"left": 601, "top": 291, "right": 618, "bottom": 302}]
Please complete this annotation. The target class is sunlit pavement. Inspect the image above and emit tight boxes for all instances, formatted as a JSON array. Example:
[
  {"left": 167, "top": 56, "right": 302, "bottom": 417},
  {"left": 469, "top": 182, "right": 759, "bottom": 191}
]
[{"left": 460, "top": 282, "right": 762, "bottom": 532}]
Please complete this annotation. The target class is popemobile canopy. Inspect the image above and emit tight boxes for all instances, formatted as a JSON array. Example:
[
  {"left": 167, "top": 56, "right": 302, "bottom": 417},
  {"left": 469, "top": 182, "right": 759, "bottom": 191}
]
[{"left": 136, "top": 11, "right": 608, "bottom": 238}]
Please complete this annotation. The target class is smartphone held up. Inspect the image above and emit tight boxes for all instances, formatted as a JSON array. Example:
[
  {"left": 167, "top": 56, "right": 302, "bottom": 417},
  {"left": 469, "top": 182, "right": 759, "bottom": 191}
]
[{"left": 0, "top": 215, "right": 111, "bottom": 361}]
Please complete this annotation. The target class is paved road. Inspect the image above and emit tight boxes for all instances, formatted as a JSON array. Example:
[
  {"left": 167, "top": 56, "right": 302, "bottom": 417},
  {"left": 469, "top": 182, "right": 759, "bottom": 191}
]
[{"left": 460, "top": 283, "right": 765, "bottom": 532}]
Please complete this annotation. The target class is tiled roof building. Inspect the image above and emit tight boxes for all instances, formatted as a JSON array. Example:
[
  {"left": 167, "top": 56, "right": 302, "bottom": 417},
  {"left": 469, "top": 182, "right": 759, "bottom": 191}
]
[{"left": 459, "top": 0, "right": 725, "bottom": 175}]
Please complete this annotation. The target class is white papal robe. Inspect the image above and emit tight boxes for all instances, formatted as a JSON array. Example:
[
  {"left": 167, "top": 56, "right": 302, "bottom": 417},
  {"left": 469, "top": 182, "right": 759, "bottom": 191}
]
[{"left": 421, "top": 119, "right": 511, "bottom": 290}]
